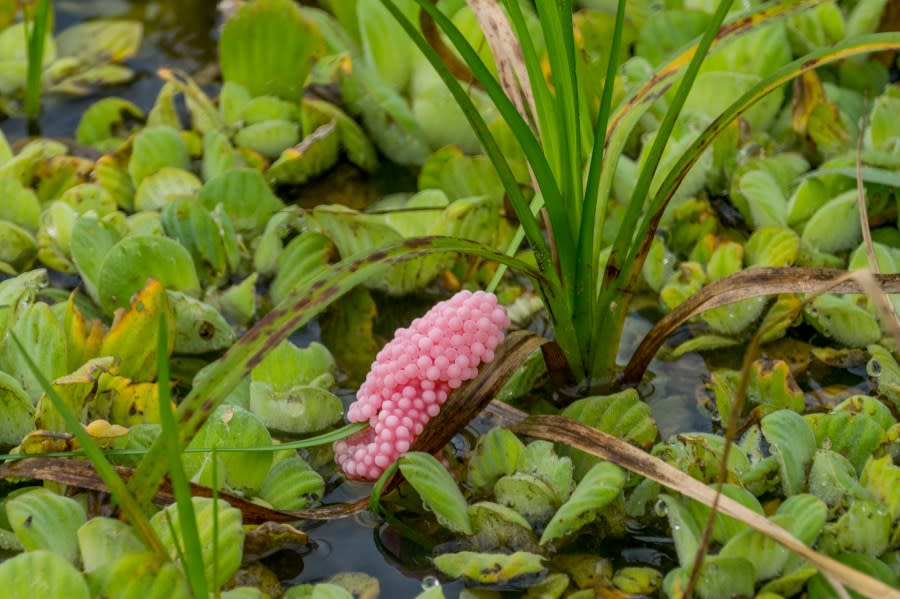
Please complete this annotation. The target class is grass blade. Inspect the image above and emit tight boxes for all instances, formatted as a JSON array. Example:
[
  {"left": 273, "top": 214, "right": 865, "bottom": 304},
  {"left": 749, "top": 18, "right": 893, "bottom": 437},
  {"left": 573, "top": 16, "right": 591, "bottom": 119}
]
[
  {"left": 23, "top": 0, "right": 50, "bottom": 124},
  {"left": 574, "top": 0, "right": 627, "bottom": 369},
  {"left": 8, "top": 333, "right": 166, "bottom": 555},
  {"left": 592, "top": 0, "right": 736, "bottom": 379},
  {"left": 402, "top": 0, "right": 578, "bottom": 288},
  {"left": 533, "top": 0, "right": 582, "bottom": 232},
  {"left": 499, "top": 0, "right": 559, "bottom": 160},
  {"left": 156, "top": 315, "right": 208, "bottom": 597}
]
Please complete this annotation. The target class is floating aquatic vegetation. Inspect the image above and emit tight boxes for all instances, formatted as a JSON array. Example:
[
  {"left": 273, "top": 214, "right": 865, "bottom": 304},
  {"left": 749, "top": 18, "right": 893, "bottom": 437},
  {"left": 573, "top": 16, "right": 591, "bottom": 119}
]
[
  {"left": 150, "top": 497, "right": 244, "bottom": 588},
  {"left": 6, "top": 487, "right": 85, "bottom": 563},
  {"left": 182, "top": 405, "right": 272, "bottom": 494},
  {"left": 249, "top": 340, "right": 343, "bottom": 434},
  {"left": 0, "top": 550, "right": 91, "bottom": 598},
  {"left": 0, "top": 0, "right": 900, "bottom": 596}
]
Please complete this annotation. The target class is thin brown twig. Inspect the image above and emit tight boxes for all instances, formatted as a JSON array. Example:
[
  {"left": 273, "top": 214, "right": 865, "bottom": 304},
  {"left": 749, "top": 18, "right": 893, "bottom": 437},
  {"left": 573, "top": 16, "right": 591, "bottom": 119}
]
[{"left": 622, "top": 268, "right": 900, "bottom": 384}]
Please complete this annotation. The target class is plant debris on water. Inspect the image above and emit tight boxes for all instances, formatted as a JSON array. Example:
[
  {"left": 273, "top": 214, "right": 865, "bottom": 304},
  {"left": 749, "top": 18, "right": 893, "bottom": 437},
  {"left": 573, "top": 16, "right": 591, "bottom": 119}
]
[{"left": 0, "top": 0, "right": 898, "bottom": 597}]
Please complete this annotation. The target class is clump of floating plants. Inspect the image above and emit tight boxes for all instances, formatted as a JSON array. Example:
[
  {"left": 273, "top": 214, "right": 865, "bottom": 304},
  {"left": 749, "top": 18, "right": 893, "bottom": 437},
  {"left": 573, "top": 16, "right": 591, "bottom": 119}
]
[{"left": 0, "top": 0, "right": 899, "bottom": 597}]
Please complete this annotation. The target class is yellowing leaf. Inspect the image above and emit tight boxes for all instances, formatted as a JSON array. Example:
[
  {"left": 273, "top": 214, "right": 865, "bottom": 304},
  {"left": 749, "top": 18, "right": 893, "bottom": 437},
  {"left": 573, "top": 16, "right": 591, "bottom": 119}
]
[
  {"left": 33, "top": 357, "right": 117, "bottom": 433},
  {"left": 100, "top": 279, "right": 175, "bottom": 382},
  {"left": 96, "top": 375, "right": 164, "bottom": 427},
  {"left": 791, "top": 70, "right": 827, "bottom": 135},
  {"left": 63, "top": 292, "right": 104, "bottom": 372}
]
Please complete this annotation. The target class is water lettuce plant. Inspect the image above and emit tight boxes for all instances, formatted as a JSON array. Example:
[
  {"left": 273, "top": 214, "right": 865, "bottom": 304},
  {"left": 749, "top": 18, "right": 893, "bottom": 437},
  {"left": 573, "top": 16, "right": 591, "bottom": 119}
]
[{"left": 1, "top": 0, "right": 900, "bottom": 596}]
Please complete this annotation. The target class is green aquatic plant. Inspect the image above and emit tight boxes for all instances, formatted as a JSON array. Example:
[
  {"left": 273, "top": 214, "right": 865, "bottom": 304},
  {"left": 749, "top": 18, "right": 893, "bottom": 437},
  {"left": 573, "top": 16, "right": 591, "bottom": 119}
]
[
  {"left": 375, "top": 0, "right": 900, "bottom": 390},
  {"left": 22, "top": 0, "right": 50, "bottom": 123},
  {"left": 2, "top": 3, "right": 142, "bottom": 122},
  {"left": 2, "top": 1, "right": 900, "bottom": 596}
]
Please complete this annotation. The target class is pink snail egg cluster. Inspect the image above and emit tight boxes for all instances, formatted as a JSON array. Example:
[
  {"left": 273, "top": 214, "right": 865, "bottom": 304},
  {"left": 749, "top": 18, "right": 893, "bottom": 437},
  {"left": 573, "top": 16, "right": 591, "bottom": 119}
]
[{"left": 334, "top": 290, "right": 510, "bottom": 481}]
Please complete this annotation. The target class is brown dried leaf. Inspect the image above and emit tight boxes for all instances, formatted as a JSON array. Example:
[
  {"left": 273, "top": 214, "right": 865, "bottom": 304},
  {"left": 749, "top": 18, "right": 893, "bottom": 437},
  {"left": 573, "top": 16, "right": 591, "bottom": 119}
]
[
  {"left": 0, "top": 457, "right": 364, "bottom": 523},
  {"left": 623, "top": 268, "right": 900, "bottom": 383}
]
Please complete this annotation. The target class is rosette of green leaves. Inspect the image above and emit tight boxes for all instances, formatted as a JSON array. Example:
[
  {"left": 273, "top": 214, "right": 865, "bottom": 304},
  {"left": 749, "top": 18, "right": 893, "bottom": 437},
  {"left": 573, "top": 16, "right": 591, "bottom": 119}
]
[
  {"left": 539, "top": 461, "right": 626, "bottom": 545},
  {"left": 558, "top": 389, "right": 658, "bottom": 479},
  {"left": 712, "top": 359, "right": 805, "bottom": 429},
  {"left": 661, "top": 492, "right": 826, "bottom": 596},
  {"left": 307, "top": 190, "right": 500, "bottom": 294},
  {"left": 493, "top": 441, "right": 575, "bottom": 533},
  {"left": 150, "top": 497, "right": 244, "bottom": 589},
  {"left": 257, "top": 456, "right": 325, "bottom": 510},
  {"left": 467, "top": 501, "right": 540, "bottom": 553},
  {"left": 182, "top": 405, "right": 273, "bottom": 494},
  {"left": 249, "top": 340, "right": 342, "bottom": 434},
  {"left": 6, "top": 487, "right": 86, "bottom": 564}
]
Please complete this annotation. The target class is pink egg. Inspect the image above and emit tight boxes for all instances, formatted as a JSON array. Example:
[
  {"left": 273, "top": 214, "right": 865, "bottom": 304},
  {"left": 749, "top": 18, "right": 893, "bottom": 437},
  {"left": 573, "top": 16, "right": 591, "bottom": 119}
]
[{"left": 334, "top": 290, "right": 510, "bottom": 480}]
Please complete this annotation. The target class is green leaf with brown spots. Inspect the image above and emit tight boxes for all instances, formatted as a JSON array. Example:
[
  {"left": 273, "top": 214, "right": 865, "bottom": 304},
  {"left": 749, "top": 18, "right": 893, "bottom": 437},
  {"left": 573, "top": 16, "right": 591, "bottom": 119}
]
[{"left": 432, "top": 551, "right": 545, "bottom": 587}]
